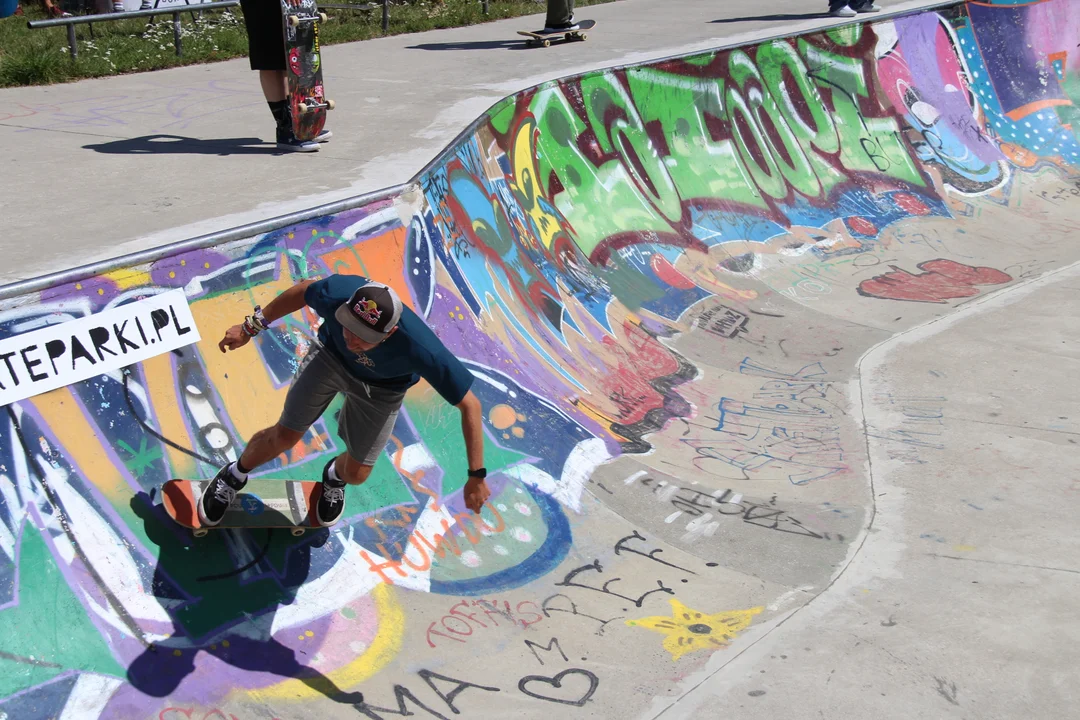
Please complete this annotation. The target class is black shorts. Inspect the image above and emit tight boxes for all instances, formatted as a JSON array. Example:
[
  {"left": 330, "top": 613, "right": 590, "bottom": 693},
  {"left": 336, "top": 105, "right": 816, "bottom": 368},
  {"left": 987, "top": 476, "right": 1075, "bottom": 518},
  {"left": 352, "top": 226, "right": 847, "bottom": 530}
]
[{"left": 239, "top": 0, "right": 285, "bottom": 71}]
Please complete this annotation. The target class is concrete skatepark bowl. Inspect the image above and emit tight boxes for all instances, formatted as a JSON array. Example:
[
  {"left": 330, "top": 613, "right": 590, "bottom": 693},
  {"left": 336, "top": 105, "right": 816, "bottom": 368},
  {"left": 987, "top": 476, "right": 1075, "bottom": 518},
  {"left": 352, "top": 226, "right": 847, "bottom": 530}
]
[{"left": 1, "top": 1, "right": 1079, "bottom": 718}]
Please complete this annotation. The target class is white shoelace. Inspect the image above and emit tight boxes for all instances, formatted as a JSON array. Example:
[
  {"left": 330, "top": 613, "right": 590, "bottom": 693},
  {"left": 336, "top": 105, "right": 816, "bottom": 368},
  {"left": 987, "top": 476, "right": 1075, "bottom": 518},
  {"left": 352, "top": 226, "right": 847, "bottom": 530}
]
[
  {"left": 212, "top": 480, "right": 237, "bottom": 505},
  {"left": 322, "top": 485, "right": 345, "bottom": 506}
]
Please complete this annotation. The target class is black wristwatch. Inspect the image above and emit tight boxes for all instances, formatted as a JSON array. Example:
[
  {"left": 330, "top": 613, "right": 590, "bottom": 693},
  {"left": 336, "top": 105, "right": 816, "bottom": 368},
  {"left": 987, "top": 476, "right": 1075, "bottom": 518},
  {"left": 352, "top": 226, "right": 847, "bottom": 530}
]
[{"left": 468, "top": 468, "right": 487, "bottom": 479}]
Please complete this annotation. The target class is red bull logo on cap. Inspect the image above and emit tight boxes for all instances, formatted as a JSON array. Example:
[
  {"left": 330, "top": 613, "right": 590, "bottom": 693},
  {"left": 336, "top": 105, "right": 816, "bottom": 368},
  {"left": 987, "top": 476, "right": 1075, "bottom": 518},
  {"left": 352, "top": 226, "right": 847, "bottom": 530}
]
[{"left": 354, "top": 298, "right": 382, "bottom": 326}]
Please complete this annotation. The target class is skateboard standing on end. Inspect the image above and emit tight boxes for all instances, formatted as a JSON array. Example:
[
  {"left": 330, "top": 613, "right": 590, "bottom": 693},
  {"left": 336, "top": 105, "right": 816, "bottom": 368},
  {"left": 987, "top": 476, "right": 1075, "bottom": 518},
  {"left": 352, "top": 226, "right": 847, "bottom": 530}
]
[
  {"left": 518, "top": 19, "right": 596, "bottom": 47},
  {"left": 163, "top": 478, "right": 323, "bottom": 537},
  {"left": 282, "top": 0, "right": 335, "bottom": 142}
]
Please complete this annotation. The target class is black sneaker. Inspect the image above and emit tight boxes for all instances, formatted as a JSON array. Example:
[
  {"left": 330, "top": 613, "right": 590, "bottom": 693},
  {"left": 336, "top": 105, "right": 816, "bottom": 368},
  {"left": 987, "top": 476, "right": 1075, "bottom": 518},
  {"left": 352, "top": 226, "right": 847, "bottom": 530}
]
[
  {"left": 276, "top": 127, "right": 320, "bottom": 153},
  {"left": 198, "top": 464, "right": 246, "bottom": 527},
  {"left": 543, "top": 21, "right": 580, "bottom": 32},
  {"left": 317, "top": 460, "right": 346, "bottom": 527}
]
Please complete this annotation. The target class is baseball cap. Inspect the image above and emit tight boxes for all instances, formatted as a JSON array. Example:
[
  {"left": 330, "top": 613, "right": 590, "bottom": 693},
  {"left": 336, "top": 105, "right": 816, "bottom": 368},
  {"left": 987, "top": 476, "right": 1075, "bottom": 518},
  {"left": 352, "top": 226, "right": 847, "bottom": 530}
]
[{"left": 334, "top": 281, "right": 403, "bottom": 344}]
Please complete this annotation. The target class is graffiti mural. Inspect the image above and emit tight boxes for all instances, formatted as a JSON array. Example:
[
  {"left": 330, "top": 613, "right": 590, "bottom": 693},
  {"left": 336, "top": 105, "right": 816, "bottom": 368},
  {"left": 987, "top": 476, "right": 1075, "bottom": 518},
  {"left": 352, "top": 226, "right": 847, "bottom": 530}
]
[{"left": 2, "top": 0, "right": 1080, "bottom": 717}]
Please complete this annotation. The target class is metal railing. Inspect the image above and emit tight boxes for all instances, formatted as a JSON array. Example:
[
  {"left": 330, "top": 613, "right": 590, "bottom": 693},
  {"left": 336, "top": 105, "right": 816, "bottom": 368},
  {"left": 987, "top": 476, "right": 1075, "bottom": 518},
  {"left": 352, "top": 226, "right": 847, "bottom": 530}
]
[
  {"left": 27, "top": 0, "right": 240, "bottom": 59},
  {"left": 29, "top": 0, "right": 491, "bottom": 59}
]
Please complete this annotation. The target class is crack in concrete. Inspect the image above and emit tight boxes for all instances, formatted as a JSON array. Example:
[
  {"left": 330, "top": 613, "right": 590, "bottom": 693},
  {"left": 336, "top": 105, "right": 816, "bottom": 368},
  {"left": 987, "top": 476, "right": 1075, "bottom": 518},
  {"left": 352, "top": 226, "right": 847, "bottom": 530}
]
[{"left": 926, "top": 553, "right": 1080, "bottom": 576}]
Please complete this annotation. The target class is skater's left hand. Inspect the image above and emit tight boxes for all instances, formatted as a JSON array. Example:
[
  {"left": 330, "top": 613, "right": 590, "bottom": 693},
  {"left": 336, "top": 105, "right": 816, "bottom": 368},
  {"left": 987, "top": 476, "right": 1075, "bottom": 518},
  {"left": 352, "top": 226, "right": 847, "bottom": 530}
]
[{"left": 463, "top": 476, "right": 490, "bottom": 514}]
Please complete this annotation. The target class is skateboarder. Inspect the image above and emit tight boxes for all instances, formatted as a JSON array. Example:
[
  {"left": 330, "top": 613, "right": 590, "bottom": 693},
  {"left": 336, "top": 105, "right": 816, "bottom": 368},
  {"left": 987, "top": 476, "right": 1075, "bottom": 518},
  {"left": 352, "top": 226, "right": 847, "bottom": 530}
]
[
  {"left": 198, "top": 274, "right": 492, "bottom": 528},
  {"left": 239, "top": 0, "right": 329, "bottom": 151}
]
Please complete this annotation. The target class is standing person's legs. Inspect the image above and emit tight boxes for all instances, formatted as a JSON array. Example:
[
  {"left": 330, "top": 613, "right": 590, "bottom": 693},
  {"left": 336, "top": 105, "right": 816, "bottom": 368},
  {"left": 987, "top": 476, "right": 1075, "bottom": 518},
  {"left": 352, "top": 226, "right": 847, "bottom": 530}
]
[
  {"left": 237, "top": 0, "right": 319, "bottom": 151},
  {"left": 848, "top": 0, "right": 880, "bottom": 12},
  {"left": 259, "top": 69, "right": 287, "bottom": 104},
  {"left": 545, "top": 0, "right": 575, "bottom": 29}
]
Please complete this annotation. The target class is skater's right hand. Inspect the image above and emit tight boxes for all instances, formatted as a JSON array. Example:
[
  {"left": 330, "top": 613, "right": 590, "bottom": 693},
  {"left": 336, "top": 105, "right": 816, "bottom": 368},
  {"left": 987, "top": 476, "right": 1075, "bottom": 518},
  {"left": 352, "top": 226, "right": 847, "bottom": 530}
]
[{"left": 219, "top": 324, "right": 251, "bottom": 353}]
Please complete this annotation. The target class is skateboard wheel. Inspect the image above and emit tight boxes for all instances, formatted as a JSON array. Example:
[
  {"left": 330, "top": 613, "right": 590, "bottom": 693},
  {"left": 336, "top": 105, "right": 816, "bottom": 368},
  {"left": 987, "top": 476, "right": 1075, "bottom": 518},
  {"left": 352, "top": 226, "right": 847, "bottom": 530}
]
[
  {"left": 542, "top": 39, "right": 551, "bottom": 47},
  {"left": 287, "top": 14, "right": 299, "bottom": 26},
  {"left": 291, "top": 528, "right": 306, "bottom": 537},
  {"left": 318, "top": 11, "right": 327, "bottom": 22},
  {"left": 298, "top": 102, "right": 309, "bottom": 113},
  {"left": 579, "top": 33, "right": 588, "bottom": 41},
  {"left": 194, "top": 528, "right": 208, "bottom": 538},
  {"left": 326, "top": 98, "right": 336, "bottom": 110}
]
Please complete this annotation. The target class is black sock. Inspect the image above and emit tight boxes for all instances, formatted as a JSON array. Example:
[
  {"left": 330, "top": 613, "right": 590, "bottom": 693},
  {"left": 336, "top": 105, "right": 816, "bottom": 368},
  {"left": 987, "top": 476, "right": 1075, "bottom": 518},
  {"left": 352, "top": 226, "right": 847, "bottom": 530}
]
[
  {"left": 268, "top": 99, "right": 288, "bottom": 129},
  {"left": 235, "top": 458, "right": 253, "bottom": 475}
]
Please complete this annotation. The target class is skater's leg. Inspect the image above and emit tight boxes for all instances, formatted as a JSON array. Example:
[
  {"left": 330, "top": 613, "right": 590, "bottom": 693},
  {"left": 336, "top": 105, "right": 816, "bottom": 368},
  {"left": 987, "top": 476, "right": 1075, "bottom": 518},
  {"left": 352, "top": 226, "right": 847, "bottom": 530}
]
[
  {"left": 545, "top": 0, "right": 575, "bottom": 29},
  {"left": 200, "top": 347, "right": 338, "bottom": 526},
  {"left": 259, "top": 69, "right": 287, "bottom": 103},
  {"left": 315, "top": 383, "right": 405, "bottom": 526},
  {"left": 334, "top": 453, "right": 375, "bottom": 486},
  {"left": 238, "top": 423, "right": 305, "bottom": 471}
]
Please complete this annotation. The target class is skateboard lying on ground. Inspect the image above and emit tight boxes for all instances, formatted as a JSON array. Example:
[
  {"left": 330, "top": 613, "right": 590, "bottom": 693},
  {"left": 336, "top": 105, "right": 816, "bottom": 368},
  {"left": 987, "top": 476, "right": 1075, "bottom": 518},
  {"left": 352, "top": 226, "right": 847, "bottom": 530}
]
[
  {"left": 282, "top": 0, "right": 335, "bottom": 141},
  {"left": 163, "top": 478, "right": 322, "bottom": 537},
  {"left": 518, "top": 19, "right": 596, "bottom": 47}
]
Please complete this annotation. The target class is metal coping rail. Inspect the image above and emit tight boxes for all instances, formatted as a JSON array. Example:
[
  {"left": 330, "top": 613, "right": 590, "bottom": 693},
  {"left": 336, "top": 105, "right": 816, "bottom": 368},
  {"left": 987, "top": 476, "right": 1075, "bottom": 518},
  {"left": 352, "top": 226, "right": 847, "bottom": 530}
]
[
  {"left": 26, "top": 0, "right": 239, "bottom": 28},
  {"left": 1, "top": 0, "right": 961, "bottom": 302},
  {"left": 412, "top": 0, "right": 965, "bottom": 182},
  {"left": 0, "top": 185, "right": 406, "bottom": 301}
]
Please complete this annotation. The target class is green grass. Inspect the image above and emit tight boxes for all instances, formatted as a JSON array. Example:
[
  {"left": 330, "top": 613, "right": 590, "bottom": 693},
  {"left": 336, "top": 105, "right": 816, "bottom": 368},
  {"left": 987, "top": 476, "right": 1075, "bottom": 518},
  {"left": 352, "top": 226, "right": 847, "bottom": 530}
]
[{"left": 0, "top": 0, "right": 618, "bottom": 87}]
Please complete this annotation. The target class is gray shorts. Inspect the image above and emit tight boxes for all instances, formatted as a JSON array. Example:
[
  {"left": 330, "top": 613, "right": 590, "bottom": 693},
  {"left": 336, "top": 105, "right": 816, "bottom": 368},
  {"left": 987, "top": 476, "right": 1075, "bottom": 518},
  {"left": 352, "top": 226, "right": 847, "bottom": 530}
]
[{"left": 279, "top": 345, "right": 406, "bottom": 466}]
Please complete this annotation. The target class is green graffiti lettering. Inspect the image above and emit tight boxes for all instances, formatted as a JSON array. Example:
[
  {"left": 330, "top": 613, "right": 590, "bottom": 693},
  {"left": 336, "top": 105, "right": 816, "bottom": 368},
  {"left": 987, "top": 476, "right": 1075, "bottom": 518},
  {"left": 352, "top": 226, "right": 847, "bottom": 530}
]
[
  {"left": 725, "top": 52, "right": 787, "bottom": 200},
  {"left": 580, "top": 74, "right": 683, "bottom": 223},
  {"left": 625, "top": 67, "right": 768, "bottom": 211},
  {"left": 734, "top": 46, "right": 821, "bottom": 198},
  {"left": 756, "top": 40, "right": 843, "bottom": 195},
  {"left": 531, "top": 86, "right": 671, "bottom": 260},
  {"left": 801, "top": 40, "right": 925, "bottom": 186}
]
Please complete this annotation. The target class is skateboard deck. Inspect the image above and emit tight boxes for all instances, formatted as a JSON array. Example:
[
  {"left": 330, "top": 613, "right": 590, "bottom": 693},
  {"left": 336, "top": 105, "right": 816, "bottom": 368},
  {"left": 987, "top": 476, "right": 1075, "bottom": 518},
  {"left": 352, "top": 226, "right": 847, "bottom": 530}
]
[
  {"left": 282, "top": 0, "right": 334, "bottom": 141},
  {"left": 163, "top": 478, "right": 322, "bottom": 537},
  {"left": 518, "top": 19, "right": 595, "bottom": 47}
]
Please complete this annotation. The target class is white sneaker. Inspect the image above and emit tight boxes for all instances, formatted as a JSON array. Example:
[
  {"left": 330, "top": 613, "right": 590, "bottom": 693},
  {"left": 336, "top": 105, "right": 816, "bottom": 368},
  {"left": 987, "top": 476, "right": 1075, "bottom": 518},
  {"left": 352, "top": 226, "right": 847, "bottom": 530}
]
[
  {"left": 854, "top": 3, "right": 881, "bottom": 12},
  {"left": 829, "top": 6, "right": 857, "bottom": 17}
]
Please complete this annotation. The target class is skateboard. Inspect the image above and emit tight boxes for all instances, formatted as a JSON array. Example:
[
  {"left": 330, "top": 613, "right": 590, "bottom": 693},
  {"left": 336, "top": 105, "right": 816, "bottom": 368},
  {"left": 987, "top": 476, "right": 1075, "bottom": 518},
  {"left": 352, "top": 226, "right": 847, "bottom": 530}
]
[
  {"left": 518, "top": 19, "right": 595, "bottom": 47},
  {"left": 282, "top": 0, "right": 335, "bottom": 141},
  {"left": 162, "top": 478, "right": 322, "bottom": 538}
]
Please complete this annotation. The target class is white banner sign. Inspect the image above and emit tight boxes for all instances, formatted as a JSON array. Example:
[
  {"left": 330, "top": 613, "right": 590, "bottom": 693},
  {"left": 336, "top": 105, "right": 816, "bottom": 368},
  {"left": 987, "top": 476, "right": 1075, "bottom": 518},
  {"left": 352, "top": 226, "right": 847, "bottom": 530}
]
[{"left": 0, "top": 289, "right": 201, "bottom": 406}]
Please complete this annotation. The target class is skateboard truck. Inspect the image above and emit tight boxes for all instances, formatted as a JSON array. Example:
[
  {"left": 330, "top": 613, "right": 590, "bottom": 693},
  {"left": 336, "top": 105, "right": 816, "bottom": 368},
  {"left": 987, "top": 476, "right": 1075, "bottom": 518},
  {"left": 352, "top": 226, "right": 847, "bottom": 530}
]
[
  {"left": 298, "top": 98, "right": 336, "bottom": 113},
  {"left": 287, "top": 11, "right": 328, "bottom": 26}
]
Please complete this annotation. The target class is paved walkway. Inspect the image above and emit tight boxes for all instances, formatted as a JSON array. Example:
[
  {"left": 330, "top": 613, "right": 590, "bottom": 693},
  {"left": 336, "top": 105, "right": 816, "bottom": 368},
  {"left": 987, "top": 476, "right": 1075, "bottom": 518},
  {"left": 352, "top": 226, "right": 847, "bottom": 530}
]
[{"left": 0, "top": 0, "right": 942, "bottom": 285}]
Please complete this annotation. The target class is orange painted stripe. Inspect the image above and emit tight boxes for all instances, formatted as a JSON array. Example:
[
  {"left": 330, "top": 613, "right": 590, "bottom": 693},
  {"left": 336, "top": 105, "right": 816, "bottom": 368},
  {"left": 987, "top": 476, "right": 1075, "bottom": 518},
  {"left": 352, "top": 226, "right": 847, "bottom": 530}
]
[
  {"left": 1005, "top": 99, "right": 1070, "bottom": 121},
  {"left": 140, "top": 352, "right": 198, "bottom": 479},
  {"left": 31, "top": 388, "right": 130, "bottom": 503}
]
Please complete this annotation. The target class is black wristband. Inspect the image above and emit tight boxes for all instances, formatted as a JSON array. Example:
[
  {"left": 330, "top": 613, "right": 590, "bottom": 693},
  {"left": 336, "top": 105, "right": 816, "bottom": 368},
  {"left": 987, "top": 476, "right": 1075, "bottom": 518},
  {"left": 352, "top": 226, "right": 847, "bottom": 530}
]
[{"left": 468, "top": 468, "right": 487, "bottom": 479}]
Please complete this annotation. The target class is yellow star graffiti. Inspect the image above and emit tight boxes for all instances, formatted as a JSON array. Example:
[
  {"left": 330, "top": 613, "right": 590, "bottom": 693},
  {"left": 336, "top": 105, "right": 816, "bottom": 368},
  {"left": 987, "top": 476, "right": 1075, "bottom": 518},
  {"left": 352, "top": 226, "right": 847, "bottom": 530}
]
[{"left": 626, "top": 599, "right": 763, "bottom": 661}]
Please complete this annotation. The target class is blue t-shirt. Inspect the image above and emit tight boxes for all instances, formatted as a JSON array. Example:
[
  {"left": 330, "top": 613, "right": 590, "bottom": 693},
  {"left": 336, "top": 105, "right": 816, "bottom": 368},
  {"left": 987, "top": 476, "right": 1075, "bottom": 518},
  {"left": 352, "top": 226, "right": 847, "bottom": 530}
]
[{"left": 304, "top": 275, "right": 474, "bottom": 405}]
